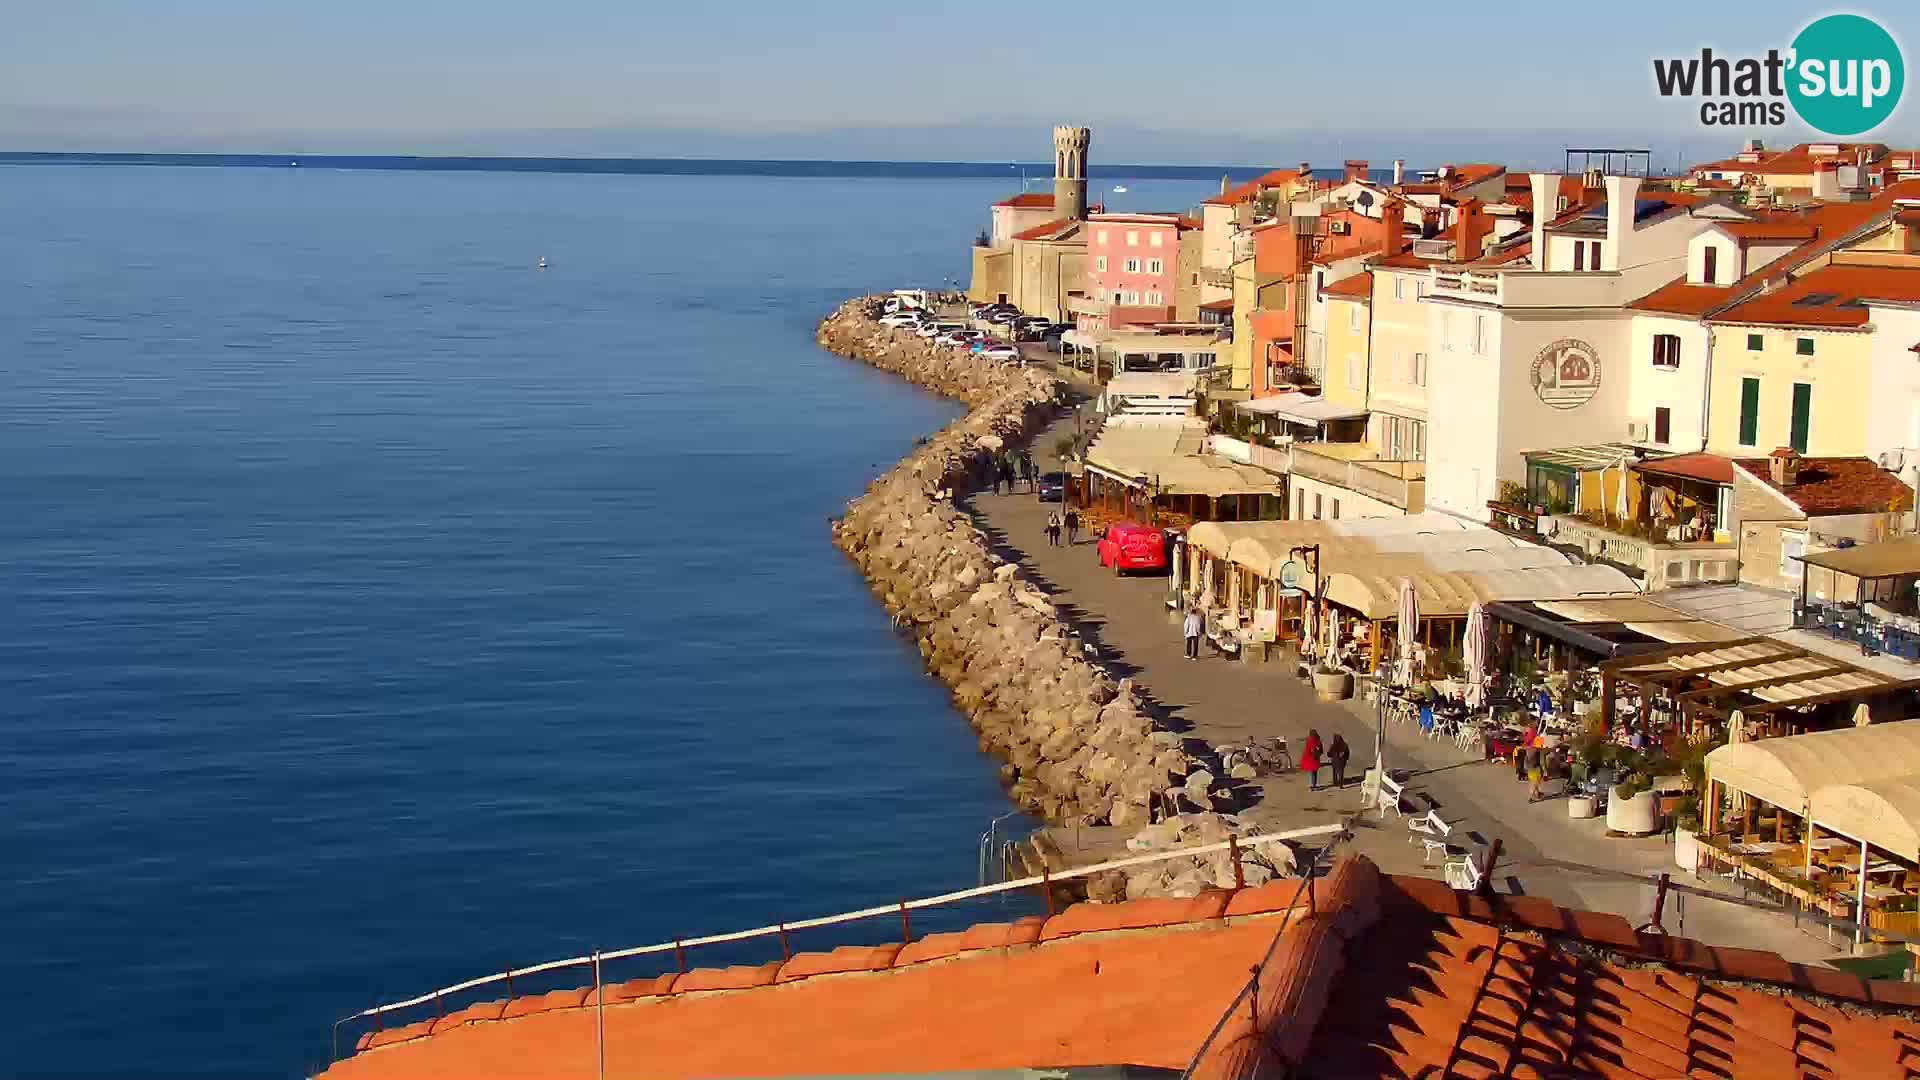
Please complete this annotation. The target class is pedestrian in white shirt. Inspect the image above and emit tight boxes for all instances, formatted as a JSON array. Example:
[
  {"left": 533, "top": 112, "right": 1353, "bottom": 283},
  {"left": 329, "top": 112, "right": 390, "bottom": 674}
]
[{"left": 1183, "top": 609, "right": 1204, "bottom": 660}]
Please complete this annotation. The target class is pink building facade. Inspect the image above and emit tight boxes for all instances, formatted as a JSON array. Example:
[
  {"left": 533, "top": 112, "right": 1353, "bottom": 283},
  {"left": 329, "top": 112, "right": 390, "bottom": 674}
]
[{"left": 1081, "top": 214, "right": 1193, "bottom": 332}]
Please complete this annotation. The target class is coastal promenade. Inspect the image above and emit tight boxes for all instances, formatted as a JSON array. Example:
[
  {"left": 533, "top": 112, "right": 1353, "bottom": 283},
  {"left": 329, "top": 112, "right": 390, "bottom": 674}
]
[{"left": 969, "top": 403, "right": 1848, "bottom": 965}]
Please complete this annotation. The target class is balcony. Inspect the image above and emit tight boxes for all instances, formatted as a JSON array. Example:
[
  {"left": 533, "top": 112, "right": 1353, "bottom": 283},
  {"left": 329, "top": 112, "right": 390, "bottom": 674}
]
[
  {"left": 1794, "top": 600, "right": 1920, "bottom": 663},
  {"left": 1289, "top": 443, "right": 1426, "bottom": 511},
  {"left": 1067, "top": 296, "right": 1111, "bottom": 317},
  {"left": 1429, "top": 269, "right": 1504, "bottom": 304},
  {"left": 1542, "top": 513, "right": 1737, "bottom": 591}
]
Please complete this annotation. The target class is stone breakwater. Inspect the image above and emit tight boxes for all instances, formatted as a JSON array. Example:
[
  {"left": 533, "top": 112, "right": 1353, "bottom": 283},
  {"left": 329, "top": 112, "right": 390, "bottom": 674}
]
[{"left": 819, "top": 298, "right": 1242, "bottom": 838}]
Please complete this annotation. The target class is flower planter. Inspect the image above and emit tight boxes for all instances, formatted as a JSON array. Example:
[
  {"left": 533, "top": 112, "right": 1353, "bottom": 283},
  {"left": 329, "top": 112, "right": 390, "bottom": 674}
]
[
  {"left": 1673, "top": 828, "right": 1700, "bottom": 873},
  {"left": 1313, "top": 670, "right": 1353, "bottom": 702},
  {"left": 1606, "top": 784, "right": 1658, "bottom": 836}
]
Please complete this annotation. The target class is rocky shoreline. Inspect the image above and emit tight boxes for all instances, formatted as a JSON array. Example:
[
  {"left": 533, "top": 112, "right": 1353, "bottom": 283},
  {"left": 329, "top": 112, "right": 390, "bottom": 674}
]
[{"left": 818, "top": 298, "right": 1250, "bottom": 866}]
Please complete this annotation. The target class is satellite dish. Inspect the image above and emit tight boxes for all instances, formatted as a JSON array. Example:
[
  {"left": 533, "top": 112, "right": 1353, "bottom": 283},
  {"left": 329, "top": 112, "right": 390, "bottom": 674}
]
[{"left": 1357, "top": 191, "right": 1375, "bottom": 208}]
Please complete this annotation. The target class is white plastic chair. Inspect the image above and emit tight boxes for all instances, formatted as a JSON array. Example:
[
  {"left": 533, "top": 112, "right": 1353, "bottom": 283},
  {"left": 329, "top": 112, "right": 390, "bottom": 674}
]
[
  {"left": 1444, "top": 846, "right": 1484, "bottom": 892},
  {"left": 1408, "top": 809, "right": 1452, "bottom": 864},
  {"left": 1371, "top": 771, "right": 1406, "bottom": 820}
]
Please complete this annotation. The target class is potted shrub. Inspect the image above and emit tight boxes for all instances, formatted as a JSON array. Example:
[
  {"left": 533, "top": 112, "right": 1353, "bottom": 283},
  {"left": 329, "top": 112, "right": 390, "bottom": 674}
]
[
  {"left": 1312, "top": 664, "right": 1353, "bottom": 702},
  {"left": 1607, "top": 771, "right": 1659, "bottom": 836}
]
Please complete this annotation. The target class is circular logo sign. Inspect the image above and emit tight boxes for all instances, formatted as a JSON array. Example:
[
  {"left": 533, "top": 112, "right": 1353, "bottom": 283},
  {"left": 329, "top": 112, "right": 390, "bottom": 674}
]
[
  {"left": 1789, "top": 15, "right": 1905, "bottom": 137},
  {"left": 1278, "top": 560, "right": 1305, "bottom": 594},
  {"left": 1531, "top": 338, "right": 1602, "bottom": 410}
]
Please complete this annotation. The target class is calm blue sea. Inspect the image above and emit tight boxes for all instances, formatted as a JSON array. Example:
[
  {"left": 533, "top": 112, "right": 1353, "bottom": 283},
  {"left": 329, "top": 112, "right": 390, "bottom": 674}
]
[{"left": 0, "top": 164, "right": 1216, "bottom": 1078}]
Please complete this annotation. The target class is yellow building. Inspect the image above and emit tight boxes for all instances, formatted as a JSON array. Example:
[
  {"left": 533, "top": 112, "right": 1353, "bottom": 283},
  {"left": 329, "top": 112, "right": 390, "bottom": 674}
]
[
  {"left": 1227, "top": 251, "right": 1285, "bottom": 392},
  {"left": 1319, "top": 273, "right": 1372, "bottom": 415},
  {"left": 1705, "top": 253, "right": 1920, "bottom": 456}
]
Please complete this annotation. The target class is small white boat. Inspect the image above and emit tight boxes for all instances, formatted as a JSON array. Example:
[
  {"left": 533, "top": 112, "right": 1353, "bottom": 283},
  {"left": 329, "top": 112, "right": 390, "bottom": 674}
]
[
  {"left": 1111, "top": 185, "right": 1128, "bottom": 193},
  {"left": 537, "top": 257, "right": 548, "bottom": 270}
]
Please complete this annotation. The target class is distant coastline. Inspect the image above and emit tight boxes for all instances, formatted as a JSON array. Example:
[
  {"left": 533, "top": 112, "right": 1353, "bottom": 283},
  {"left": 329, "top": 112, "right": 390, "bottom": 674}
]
[{"left": 0, "top": 151, "right": 1266, "bottom": 180}]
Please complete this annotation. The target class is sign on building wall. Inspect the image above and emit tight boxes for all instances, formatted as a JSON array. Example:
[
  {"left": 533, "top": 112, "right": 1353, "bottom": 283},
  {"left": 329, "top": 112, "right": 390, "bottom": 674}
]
[{"left": 1531, "top": 338, "right": 1603, "bottom": 410}]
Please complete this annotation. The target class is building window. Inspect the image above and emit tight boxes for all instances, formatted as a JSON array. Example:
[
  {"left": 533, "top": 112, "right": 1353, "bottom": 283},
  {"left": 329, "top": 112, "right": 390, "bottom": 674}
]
[
  {"left": 1739, "top": 377, "right": 1761, "bottom": 446},
  {"left": 1096, "top": 229, "right": 1108, "bottom": 244},
  {"left": 1747, "top": 332, "right": 1764, "bottom": 351},
  {"left": 1654, "top": 406, "right": 1671, "bottom": 445},
  {"left": 1473, "top": 315, "right": 1486, "bottom": 354},
  {"left": 1315, "top": 270, "right": 1326, "bottom": 293},
  {"left": 1574, "top": 241, "right": 1586, "bottom": 272},
  {"left": 1703, "top": 245, "right": 1718, "bottom": 284},
  {"left": 1121, "top": 290, "right": 1138, "bottom": 305},
  {"left": 1394, "top": 276, "right": 1404, "bottom": 301},
  {"left": 1348, "top": 305, "right": 1361, "bottom": 331},
  {"left": 1150, "top": 232, "right": 1164, "bottom": 248},
  {"left": 1330, "top": 498, "right": 1341, "bottom": 520},
  {"left": 1126, "top": 231, "right": 1139, "bottom": 247},
  {"left": 1314, "top": 493, "right": 1323, "bottom": 519},
  {"left": 1095, "top": 256, "right": 1107, "bottom": 272},
  {"left": 1411, "top": 351, "right": 1428, "bottom": 386},
  {"left": 1651, "top": 333, "right": 1681, "bottom": 369},
  {"left": 1415, "top": 281, "right": 1426, "bottom": 300},
  {"left": 1790, "top": 382, "right": 1812, "bottom": 453},
  {"left": 1591, "top": 241, "right": 1603, "bottom": 268},
  {"left": 1146, "top": 291, "right": 1162, "bottom": 306},
  {"left": 1147, "top": 259, "right": 1163, "bottom": 275},
  {"left": 1124, "top": 258, "right": 1140, "bottom": 273},
  {"left": 1796, "top": 336, "right": 1815, "bottom": 356}
]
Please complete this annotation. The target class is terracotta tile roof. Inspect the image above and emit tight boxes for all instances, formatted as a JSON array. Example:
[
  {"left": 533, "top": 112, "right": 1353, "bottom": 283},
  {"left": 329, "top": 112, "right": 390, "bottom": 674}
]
[
  {"left": 1010, "top": 217, "right": 1073, "bottom": 241},
  {"left": 1446, "top": 163, "right": 1506, "bottom": 188},
  {"left": 1199, "top": 297, "right": 1234, "bottom": 311},
  {"left": 1319, "top": 273, "right": 1372, "bottom": 300},
  {"left": 1711, "top": 264, "right": 1920, "bottom": 328},
  {"left": 1507, "top": 176, "right": 1590, "bottom": 211},
  {"left": 1628, "top": 276, "right": 1736, "bottom": 316},
  {"left": 1734, "top": 456, "right": 1915, "bottom": 515},
  {"left": 1634, "top": 451, "right": 1735, "bottom": 484},
  {"left": 1370, "top": 251, "right": 1443, "bottom": 269},
  {"left": 1203, "top": 168, "right": 1305, "bottom": 206},
  {"left": 1693, "top": 142, "right": 1890, "bottom": 178},
  {"left": 322, "top": 854, "right": 1920, "bottom": 1080},
  {"left": 993, "top": 192, "right": 1055, "bottom": 208}
]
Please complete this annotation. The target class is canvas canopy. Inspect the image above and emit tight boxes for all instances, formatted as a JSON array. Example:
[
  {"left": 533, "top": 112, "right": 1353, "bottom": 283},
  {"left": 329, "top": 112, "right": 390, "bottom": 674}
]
[
  {"left": 1705, "top": 720, "right": 1920, "bottom": 816},
  {"left": 1810, "top": 779, "right": 1920, "bottom": 862},
  {"left": 1797, "top": 539, "right": 1920, "bottom": 580}
]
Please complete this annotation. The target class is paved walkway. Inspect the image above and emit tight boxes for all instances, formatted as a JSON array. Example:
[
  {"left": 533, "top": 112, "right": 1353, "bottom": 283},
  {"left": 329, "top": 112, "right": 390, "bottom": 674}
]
[{"left": 964, "top": 404, "right": 1851, "bottom": 965}]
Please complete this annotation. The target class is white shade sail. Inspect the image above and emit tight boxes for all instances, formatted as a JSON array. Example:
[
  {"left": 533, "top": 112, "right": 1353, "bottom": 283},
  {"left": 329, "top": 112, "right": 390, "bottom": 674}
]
[
  {"left": 1706, "top": 719, "right": 1920, "bottom": 816},
  {"left": 1811, "top": 780, "right": 1920, "bottom": 862}
]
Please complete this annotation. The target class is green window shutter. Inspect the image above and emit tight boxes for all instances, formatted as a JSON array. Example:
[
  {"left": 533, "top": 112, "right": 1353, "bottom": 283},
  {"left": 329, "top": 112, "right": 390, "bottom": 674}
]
[
  {"left": 1796, "top": 337, "right": 1815, "bottom": 356},
  {"left": 1740, "top": 378, "right": 1761, "bottom": 446},
  {"left": 1747, "top": 333, "right": 1763, "bottom": 351},
  {"left": 1790, "top": 383, "right": 1812, "bottom": 453}
]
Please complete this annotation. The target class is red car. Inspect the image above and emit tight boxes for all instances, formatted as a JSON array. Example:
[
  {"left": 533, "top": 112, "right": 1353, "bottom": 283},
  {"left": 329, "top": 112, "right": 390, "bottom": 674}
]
[{"left": 1097, "top": 522, "right": 1168, "bottom": 574}]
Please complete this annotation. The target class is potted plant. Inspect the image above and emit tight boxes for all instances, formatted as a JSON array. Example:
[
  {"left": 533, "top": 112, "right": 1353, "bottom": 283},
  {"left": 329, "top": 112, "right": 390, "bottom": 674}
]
[
  {"left": 1607, "top": 769, "right": 1659, "bottom": 836},
  {"left": 1312, "top": 663, "right": 1353, "bottom": 702}
]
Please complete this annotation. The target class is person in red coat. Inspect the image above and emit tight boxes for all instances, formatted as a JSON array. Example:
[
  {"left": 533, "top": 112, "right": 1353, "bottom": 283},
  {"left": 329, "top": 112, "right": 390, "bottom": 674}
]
[{"left": 1300, "top": 729, "right": 1324, "bottom": 791}]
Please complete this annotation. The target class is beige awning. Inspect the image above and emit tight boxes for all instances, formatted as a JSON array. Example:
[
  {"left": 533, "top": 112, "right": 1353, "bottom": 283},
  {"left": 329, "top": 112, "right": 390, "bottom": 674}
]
[
  {"left": 1084, "top": 422, "right": 1284, "bottom": 499},
  {"left": 1706, "top": 719, "right": 1920, "bottom": 815},
  {"left": 1798, "top": 539, "right": 1920, "bottom": 580},
  {"left": 1810, "top": 780, "right": 1920, "bottom": 862}
]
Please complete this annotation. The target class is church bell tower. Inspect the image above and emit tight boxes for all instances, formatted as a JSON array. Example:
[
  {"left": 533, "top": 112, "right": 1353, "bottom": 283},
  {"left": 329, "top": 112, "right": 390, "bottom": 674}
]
[{"left": 1052, "top": 125, "right": 1091, "bottom": 220}]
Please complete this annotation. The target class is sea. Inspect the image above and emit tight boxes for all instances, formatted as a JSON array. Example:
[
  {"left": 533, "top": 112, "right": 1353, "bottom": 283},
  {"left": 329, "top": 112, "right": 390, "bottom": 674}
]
[{"left": 0, "top": 159, "right": 1222, "bottom": 1078}]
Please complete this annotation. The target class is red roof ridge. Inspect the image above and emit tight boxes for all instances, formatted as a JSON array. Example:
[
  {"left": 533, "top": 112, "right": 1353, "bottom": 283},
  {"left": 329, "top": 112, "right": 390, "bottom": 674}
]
[{"left": 993, "top": 192, "right": 1055, "bottom": 209}]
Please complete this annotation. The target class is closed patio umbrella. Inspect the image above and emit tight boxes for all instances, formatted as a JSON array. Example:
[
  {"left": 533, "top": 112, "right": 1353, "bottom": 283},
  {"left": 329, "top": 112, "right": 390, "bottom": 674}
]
[
  {"left": 1615, "top": 457, "right": 1632, "bottom": 522},
  {"left": 1464, "top": 601, "right": 1489, "bottom": 710},
  {"left": 1725, "top": 709, "right": 1748, "bottom": 820},
  {"left": 1397, "top": 577, "right": 1419, "bottom": 688},
  {"left": 1855, "top": 702, "right": 1874, "bottom": 728}
]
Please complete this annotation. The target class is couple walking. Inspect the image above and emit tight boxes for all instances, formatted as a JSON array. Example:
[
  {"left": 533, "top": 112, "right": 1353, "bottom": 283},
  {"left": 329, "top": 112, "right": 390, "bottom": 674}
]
[
  {"left": 1297, "top": 729, "right": 1350, "bottom": 792},
  {"left": 1045, "top": 508, "right": 1080, "bottom": 547}
]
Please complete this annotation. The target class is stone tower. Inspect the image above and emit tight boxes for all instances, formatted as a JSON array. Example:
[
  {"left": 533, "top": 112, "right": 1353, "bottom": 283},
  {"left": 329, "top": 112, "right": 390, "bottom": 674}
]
[{"left": 1052, "top": 125, "right": 1091, "bottom": 220}]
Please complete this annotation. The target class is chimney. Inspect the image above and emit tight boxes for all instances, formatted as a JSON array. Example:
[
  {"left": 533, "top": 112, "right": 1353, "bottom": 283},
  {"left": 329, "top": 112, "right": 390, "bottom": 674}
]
[
  {"left": 1392, "top": 159, "right": 1405, "bottom": 185},
  {"left": 1769, "top": 447, "right": 1803, "bottom": 486},
  {"left": 1602, "top": 174, "right": 1641, "bottom": 271},
  {"left": 1220, "top": 173, "right": 1231, "bottom": 196},
  {"left": 1812, "top": 160, "right": 1842, "bottom": 201},
  {"left": 1344, "top": 159, "right": 1370, "bottom": 184},
  {"left": 1529, "top": 172, "right": 1560, "bottom": 270},
  {"left": 1380, "top": 198, "right": 1407, "bottom": 256},
  {"left": 1454, "top": 198, "right": 1486, "bottom": 263}
]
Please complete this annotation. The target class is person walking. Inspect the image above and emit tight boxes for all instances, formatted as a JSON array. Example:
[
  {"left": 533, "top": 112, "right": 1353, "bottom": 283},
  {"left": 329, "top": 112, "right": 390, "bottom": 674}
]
[
  {"left": 1525, "top": 734, "right": 1546, "bottom": 803},
  {"left": 1020, "top": 451, "right": 1035, "bottom": 489},
  {"left": 1300, "top": 729, "right": 1324, "bottom": 792},
  {"left": 1328, "top": 733, "right": 1351, "bottom": 789},
  {"left": 1064, "top": 507, "right": 1081, "bottom": 545},
  {"left": 1046, "top": 511, "right": 1062, "bottom": 547},
  {"left": 1182, "top": 608, "right": 1203, "bottom": 660}
]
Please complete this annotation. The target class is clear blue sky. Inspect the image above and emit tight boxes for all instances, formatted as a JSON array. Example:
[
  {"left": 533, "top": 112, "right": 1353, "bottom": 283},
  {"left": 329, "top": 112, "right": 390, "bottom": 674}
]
[{"left": 1, "top": 1, "right": 1911, "bottom": 157}]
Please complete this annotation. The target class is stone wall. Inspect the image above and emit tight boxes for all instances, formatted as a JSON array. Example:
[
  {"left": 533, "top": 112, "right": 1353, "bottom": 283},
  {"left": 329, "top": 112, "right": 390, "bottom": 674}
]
[{"left": 818, "top": 297, "right": 1237, "bottom": 832}]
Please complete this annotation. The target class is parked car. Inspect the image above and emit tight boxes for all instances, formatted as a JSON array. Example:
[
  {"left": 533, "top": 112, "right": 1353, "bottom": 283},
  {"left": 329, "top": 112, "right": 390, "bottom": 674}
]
[
  {"left": 980, "top": 343, "right": 1020, "bottom": 362},
  {"left": 988, "top": 310, "right": 1020, "bottom": 325},
  {"left": 1096, "top": 522, "right": 1169, "bottom": 574},
  {"left": 880, "top": 312, "right": 923, "bottom": 328},
  {"left": 918, "top": 321, "right": 963, "bottom": 339},
  {"left": 1036, "top": 471, "right": 1067, "bottom": 501}
]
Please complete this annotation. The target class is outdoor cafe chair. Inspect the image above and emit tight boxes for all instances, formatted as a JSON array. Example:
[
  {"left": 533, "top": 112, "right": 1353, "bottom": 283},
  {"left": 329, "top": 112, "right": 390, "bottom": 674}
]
[
  {"left": 1443, "top": 845, "right": 1485, "bottom": 892},
  {"left": 1408, "top": 809, "right": 1453, "bottom": 864}
]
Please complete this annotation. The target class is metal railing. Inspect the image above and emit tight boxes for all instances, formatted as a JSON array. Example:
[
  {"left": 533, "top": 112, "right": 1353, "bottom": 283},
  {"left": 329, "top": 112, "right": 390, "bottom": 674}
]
[
  {"left": 330, "top": 822, "right": 1348, "bottom": 1064},
  {"left": 1180, "top": 829, "right": 1352, "bottom": 1080}
]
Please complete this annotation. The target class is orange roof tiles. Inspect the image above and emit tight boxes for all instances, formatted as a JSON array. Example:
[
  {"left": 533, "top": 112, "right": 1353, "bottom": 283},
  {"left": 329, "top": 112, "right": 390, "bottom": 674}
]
[
  {"left": 1711, "top": 264, "right": 1920, "bottom": 328},
  {"left": 1734, "top": 456, "right": 1915, "bottom": 515},
  {"left": 1370, "top": 251, "right": 1443, "bottom": 269},
  {"left": 1199, "top": 297, "right": 1234, "bottom": 311},
  {"left": 322, "top": 854, "right": 1920, "bottom": 1080},
  {"left": 994, "top": 192, "right": 1055, "bottom": 208},
  {"left": 1634, "top": 452, "right": 1735, "bottom": 485},
  {"left": 1628, "top": 277, "right": 1736, "bottom": 316},
  {"left": 1011, "top": 217, "right": 1074, "bottom": 241},
  {"left": 1204, "top": 168, "right": 1305, "bottom": 206},
  {"left": 1320, "top": 273, "right": 1372, "bottom": 300}
]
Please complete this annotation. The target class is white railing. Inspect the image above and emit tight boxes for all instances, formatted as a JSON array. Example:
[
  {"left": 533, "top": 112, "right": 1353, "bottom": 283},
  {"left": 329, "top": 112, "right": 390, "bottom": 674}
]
[{"left": 333, "top": 822, "right": 1350, "bottom": 1059}]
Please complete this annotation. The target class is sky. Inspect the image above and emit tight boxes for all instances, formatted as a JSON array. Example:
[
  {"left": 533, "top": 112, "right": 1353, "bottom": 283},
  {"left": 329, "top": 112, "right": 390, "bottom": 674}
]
[{"left": 2, "top": 1, "right": 1915, "bottom": 162}]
